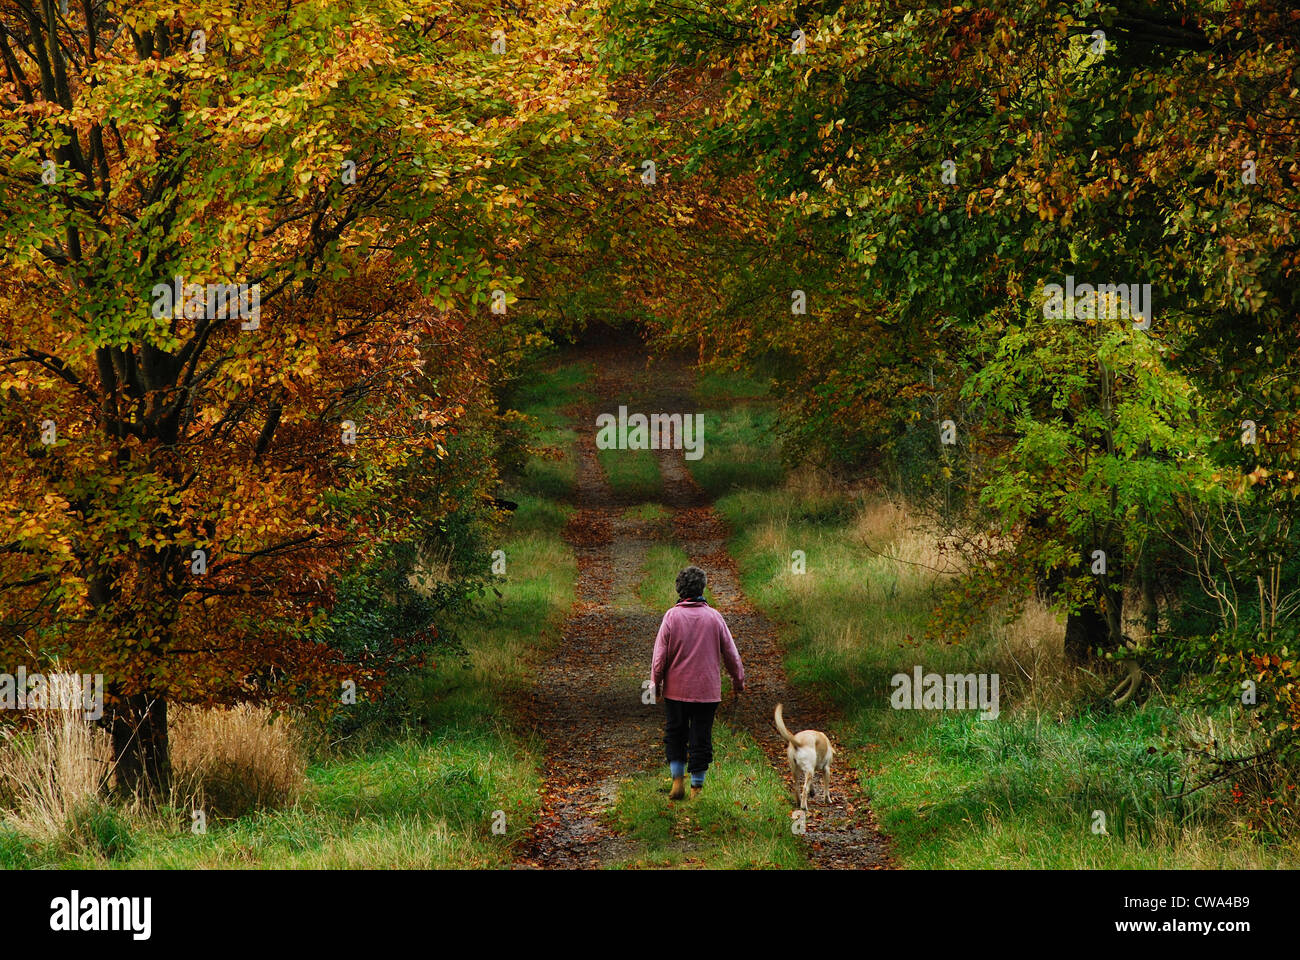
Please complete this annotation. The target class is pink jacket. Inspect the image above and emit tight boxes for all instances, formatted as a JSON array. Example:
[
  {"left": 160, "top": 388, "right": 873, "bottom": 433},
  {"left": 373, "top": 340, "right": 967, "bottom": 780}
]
[{"left": 650, "top": 600, "right": 745, "bottom": 703}]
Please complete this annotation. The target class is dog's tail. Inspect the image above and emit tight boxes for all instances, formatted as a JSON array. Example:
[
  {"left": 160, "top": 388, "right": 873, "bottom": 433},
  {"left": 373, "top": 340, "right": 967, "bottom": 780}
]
[{"left": 774, "top": 703, "right": 798, "bottom": 745}]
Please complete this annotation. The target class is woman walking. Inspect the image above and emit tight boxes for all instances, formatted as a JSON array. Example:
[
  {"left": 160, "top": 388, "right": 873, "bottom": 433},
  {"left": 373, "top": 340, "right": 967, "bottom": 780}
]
[{"left": 650, "top": 565, "right": 745, "bottom": 800}]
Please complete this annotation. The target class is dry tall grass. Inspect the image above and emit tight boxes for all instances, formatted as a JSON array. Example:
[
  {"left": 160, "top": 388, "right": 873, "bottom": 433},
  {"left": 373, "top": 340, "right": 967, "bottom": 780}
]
[
  {"left": 846, "top": 494, "right": 1105, "bottom": 713},
  {"left": 846, "top": 496, "right": 967, "bottom": 579},
  {"left": 987, "top": 597, "right": 1105, "bottom": 712},
  {"left": 170, "top": 703, "right": 306, "bottom": 820},
  {"left": 0, "top": 711, "right": 112, "bottom": 840},
  {"left": 1, "top": 701, "right": 306, "bottom": 844},
  {"left": 749, "top": 473, "right": 1101, "bottom": 715}
]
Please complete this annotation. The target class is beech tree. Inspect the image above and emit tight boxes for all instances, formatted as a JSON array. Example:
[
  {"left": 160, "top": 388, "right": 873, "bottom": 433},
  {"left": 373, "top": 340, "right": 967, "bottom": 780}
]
[{"left": 0, "top": 0, "right": 614, "bottom": 796}]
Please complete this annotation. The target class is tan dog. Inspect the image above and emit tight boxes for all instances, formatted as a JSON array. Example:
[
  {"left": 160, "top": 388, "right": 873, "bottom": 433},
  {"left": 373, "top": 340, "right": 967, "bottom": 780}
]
[{"left": 774, "top": 703, "right": 833, "bottom": 811}]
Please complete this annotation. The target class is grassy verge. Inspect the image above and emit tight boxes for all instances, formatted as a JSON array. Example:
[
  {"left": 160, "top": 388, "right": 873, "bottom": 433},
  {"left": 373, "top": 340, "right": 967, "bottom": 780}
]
[
  {"left": 685, "top": 368, "right": 1300, "bottom": 869},
  {"left": 691, "top": 384, "right": 784, "bottom": 500},
  {"left": 513, "top": 358, "right": 589, "bottom": 503},
  {"left": 91, "top": 734, "right": 543, "bottom": 869},
  {"left": 0, "top": 354, "right": 589, "bottom": 869}
]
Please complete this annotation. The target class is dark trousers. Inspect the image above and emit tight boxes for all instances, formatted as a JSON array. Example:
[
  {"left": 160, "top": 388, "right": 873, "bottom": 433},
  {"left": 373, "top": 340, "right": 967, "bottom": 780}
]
[{"left": 663, "top": 698, "right": 719, "bottom": 774}]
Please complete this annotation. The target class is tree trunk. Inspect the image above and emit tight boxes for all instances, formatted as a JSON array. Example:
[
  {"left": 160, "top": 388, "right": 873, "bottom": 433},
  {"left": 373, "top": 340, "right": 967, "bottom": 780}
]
[
  {"left": 1065, "top": 580, "right": 1125, "bottom": 664},
  {"left": 110, "top": 694, "right": 171, "bottom": 801},
  {"left": 1064, "top": 603, "right": 1109, "bottom": 665},
  {"left": 1141, "top": 555, "right": 1159, "bottom": 639}
]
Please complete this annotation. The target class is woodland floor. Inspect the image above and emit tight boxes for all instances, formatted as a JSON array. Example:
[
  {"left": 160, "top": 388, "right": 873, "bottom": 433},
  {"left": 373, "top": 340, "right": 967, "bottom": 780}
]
[{"left": 510, "top": 345, "right": 893, "bottom": 870}]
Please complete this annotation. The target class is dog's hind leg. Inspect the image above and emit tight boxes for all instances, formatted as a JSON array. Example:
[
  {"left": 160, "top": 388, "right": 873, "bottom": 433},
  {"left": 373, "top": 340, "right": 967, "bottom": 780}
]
[
  {"left": 823, "top": 762, "right": 832, "bottom": 804},
  {"left": 800, "top": 770, "right": 811, "bottom": 810}
]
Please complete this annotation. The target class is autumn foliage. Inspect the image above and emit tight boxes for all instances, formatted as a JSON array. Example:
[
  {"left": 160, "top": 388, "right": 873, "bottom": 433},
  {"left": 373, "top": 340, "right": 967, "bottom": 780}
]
[
  {"left": 2, "top": 0, "right": 1299, "bottom": 814},
  {"left": 0, "top": 0, "right": 619, "bottom": 795}
]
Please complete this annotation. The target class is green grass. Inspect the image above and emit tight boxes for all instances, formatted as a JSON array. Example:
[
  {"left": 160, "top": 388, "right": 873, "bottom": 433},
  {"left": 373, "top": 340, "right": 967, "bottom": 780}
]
[
  {"left": 626, "top": 502, "right": 669, "bottom": 522},
  {"left": 514, "top": 358, "right": 592, "bottom": 503},
  {"left": 721, "top": 484, "right": 1300, "bottom": 867},
  {"left": 607, "top": 724, "right": 807, "bottom": 869},
  {"left": 689, "top": 376, "right": 785, "bottom": 500},
  {"left": 694, "top": 366, "right": 773, "bottom": 405},
  {"left": 596, "top": 446, "right": 663, "bottom": 500},
  {"left": 636, "top": 542, "right": 718, "bottom": 612},
  {"left": 0, "top": 355, "right": 589, "bottom": 870},
  {"left": 79, "top": 732, "right": 541, "bottom": 869}
]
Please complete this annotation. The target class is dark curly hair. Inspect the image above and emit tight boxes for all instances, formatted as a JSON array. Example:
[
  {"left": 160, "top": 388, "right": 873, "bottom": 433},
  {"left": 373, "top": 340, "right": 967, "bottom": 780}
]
[{"left": 675, "top": 565, "right": 707, "bottom": 600}]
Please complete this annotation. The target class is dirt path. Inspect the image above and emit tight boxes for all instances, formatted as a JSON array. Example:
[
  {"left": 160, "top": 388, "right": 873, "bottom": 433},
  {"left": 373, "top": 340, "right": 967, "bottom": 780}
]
[{"left": 512, "top": 344, "right": 892, "bottom": 869}]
